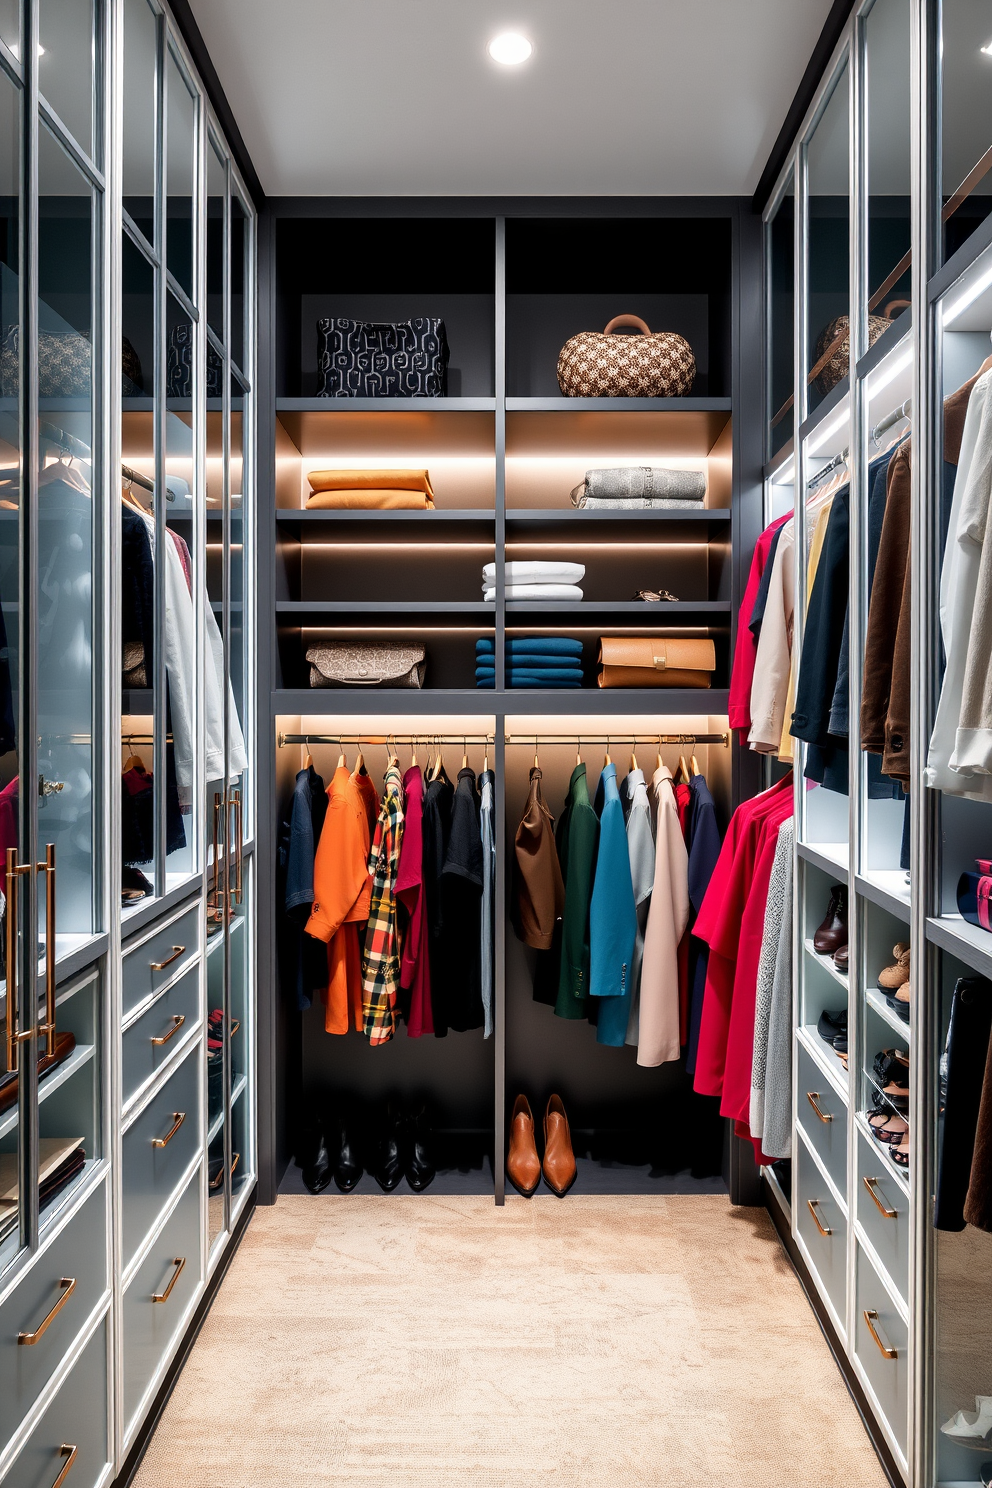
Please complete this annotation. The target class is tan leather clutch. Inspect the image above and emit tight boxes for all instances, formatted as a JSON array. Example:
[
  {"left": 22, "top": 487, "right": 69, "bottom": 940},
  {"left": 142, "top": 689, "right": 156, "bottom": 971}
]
[{"left": 597, "top": 636, "right": 715, "bottom": 688}]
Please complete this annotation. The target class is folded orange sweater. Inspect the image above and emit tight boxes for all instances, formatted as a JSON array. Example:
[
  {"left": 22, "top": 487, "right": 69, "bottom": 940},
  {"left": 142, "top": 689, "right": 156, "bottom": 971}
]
[
  {"left": 305, "top": 489, "right": 433, "bottom": 510},
  {"left": 307, "top": 467, "right": 434, "bottom": 495}
]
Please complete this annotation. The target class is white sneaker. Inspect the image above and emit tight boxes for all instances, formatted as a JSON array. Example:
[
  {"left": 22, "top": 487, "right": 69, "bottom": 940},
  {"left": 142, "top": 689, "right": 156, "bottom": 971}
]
[{"left": 942, "top": 1396, "right": 992, "bottom": 1444}]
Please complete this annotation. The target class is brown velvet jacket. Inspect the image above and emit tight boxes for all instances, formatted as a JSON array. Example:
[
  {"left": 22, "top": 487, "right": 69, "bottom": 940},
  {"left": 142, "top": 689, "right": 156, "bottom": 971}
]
[
  {"left": 860, "top": 370, "right": 983, "bottom": 780},
  {"left": 511, "top": 767, "right": 564, "bottom": 951}
]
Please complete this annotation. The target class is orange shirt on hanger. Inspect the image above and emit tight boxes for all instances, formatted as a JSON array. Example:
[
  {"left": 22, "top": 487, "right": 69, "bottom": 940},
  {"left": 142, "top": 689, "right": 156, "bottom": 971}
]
[{"left": 306, "top": 766, "right": 374, "bottom": 1034}]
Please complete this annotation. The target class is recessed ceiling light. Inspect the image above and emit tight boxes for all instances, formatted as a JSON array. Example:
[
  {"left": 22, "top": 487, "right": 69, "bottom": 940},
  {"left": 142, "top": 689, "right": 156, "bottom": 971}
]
[
  {"left": 487, "top": 32, "right": 532, "bottom": 65},
  {"left": 982, "top": 38, "right": 992, "bottom": 55}
]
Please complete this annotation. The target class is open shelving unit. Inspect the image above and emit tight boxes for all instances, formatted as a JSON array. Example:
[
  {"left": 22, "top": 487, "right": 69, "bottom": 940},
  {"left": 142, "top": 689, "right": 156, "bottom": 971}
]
[{"left": 263, "top": 198, "right": 763, "bottom": 1207}]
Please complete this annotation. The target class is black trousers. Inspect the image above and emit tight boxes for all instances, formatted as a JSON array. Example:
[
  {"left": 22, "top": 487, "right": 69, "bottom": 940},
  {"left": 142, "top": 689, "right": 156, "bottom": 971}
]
[{"left": 935, "top": 975, "right": 992, "bottom": 1231}]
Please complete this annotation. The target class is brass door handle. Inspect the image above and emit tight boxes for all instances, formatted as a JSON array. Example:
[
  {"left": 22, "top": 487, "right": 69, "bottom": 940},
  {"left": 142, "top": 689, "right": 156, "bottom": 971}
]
[
  {"left": 151, "top": 1111, "right": 185, "bottom": 1148},
  {"left": 152, "top": 1256, "right": 185, "bottom": 1303},
  {"left": 150, "top": 945, "right": 185, "bottom": 971},
  {"left": 18, "top": 1277, "right": 76, "bottom": 1344},
  {"left": 806, "top": 1199, "right": 832, "bottom": 1237},
  {"left": 51, "top": 1445, "right": 77, "bottom": 1488},
  {"left": 863, "top": 1176, "right": 898, "bottom": 1219},
  {"left": 5, "top": 848, "right": 33, "bottom": 1072},
  {"left": 151, "top": 1014, "right": 185, "bottom": 1046},
  {"left": 36, "top": 844, "right": 56, "bottom": 1057},
  {"left": 863, "top": 1308, "right": 898, "bottom": 1359},
  {"left": 806, "top": 1091, "right": 834, "bottom": 1123}
]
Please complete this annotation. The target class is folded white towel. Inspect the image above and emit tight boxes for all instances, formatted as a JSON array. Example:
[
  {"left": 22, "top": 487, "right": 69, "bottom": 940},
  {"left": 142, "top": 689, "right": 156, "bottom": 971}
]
[
  {"left": 482, "top": 561, "right": 585, "bottom": 584},
  {"left": 483, "top": 583, "right": 584, "bottom": 602}
]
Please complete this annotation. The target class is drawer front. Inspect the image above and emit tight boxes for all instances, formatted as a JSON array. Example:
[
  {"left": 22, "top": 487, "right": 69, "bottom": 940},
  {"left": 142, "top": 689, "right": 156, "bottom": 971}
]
[
  {"left": 123, "top": 903, "right": 200, "bottom": 1020},
  {"left": 122, "top": 962, "right": 200, "bottom": 1109},
  {"left": 0, "top": 1178, "right": 108, "bottom": 1458},
  {"left": 1, "top": 1315, "right": 110, "bottom": 1488},
  {"left": 797, "top": 1042, "right": 848, "bottom": 1195},
  {"left": 855, "top": 1243, "right": 908, "bottom": 1461},
  {"left": 856, "top": 1130, "right": 909, "bottom": 1306},
  {"left": 122, "top": 1168, "right": 202, "bottom": 1439},
  {"left": 795, "top": 1136, "right": 848, "bottom": 1331},
  {"left": 122, "top": 1044, "right": 201, "bottom": 1269}
]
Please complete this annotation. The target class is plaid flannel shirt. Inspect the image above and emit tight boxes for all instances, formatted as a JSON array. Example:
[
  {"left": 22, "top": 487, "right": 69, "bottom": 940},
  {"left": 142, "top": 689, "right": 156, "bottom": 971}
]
[{"left": 361, "top": 763, "right": 405, "bottom": 1044}]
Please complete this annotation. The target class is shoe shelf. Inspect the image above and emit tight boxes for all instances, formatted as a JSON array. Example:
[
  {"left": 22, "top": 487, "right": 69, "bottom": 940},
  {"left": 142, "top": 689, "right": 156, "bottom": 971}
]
[
  {"left": 207, "top": 1072, "right": 247, "bottom": 1147},
  {"left": 865, "top": 987, "right": 911, "bottom": 1041},
  {"left": 925, "top": 914, "right": 992, "bottom": 982},
  {"left": 854, "top": 1110, "right": 910, "bottom": 1200},
  {"left": 798, "top": 1024, "right": 849, "bottom": 1101},
  {"left": 856, "top": 870, "right": 911, "bottom": 922},
  {"left": 803, "top": 938, "right": 849, "bottom": 991},
  {"left": 0, "top": 1043, "right": 96, "bottom": 1141},
  {"left": 798, "top": 840, "right": 849, "bottom": 879}
]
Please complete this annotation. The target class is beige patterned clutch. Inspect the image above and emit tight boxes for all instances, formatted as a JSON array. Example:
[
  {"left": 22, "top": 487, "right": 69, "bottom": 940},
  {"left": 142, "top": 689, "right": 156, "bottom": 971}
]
[{"left": 306, "top": 643, "right": 426, "bottom": 689}]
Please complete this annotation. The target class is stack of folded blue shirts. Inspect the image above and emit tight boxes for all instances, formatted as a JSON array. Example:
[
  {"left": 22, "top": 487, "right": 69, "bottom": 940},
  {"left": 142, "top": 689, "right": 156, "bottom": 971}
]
[{"left": 475, "top": 636, "right": 584, "bottom": 689}]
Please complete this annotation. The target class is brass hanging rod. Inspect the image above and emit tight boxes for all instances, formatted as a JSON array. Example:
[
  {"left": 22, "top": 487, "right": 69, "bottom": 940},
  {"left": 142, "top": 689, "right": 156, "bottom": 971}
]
[
  {"left": 504, "top": 732, "right": 729, "bottom": 747},
  {"left": 277, "top": 732, "right": 495, "bottom": 748}
]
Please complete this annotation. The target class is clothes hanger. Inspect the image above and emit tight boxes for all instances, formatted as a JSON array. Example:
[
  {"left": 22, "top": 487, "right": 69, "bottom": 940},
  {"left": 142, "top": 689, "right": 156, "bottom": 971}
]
[
  {"left": 430, "top": 735, "right": 445, "bottom": 781},
  {"left": 352, "top": 736, "right": 366, "bottom": 778},
  {"left": 387, "top": 735, "right": 399, "bottom": 770},
  {"left": 410, "top": 736, "right": 418, "bottom": 768},
  {"left": 690, "top": 742, "right": 700, "bottom": 777},
  {"left": 629, "top": 741, "right": 638, "bottom": 773},
  {"left": 657, "top": 735, "right": 664, "bottom": 771},
  {"left": 336, "top": 738, "right": 347, "bottom": 770},
  {"left": 677, "top": 737, "right": 691, "bottom": 783},
  {"left": 483, "top": 742, "right": 489, "bottom": 773},
  {"left": 303, "top": 735, "right": 313, "bottom": 770},
  {"left": 576, "top": 737, "right": 583, "bottom": 767},
  {"left": 533, "top": 737, "right": 540, "bottom": 772},
  {"left": 603, "top": 737, "right": 611, "bottom": 767},
  {"left": 463, "top": 737, "right": 469, "bottom": 770}
]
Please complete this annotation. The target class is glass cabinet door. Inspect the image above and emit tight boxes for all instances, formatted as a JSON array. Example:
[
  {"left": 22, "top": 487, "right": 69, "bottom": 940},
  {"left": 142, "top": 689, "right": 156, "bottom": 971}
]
[
  {"left": 805, "top": 61, "right": 851, "bottom": 418},
  {"left": 1, "top": 0, "right": 107, "bottom": 1275}
]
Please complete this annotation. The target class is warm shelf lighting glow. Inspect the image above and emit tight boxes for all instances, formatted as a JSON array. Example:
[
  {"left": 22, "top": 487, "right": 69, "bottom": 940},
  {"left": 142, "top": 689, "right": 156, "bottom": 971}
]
[{"left": 487, "top": 31, "right": 532, "bottom": 64}]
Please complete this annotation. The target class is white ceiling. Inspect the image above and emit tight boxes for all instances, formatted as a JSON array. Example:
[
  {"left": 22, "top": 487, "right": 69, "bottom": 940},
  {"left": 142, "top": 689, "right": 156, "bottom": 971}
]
[{"left": 188, "top": 0, "right": 835, "bottom": 199}]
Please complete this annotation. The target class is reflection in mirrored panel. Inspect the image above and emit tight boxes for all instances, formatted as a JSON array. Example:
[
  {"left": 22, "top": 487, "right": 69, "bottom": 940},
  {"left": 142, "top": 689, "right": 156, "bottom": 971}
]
[
  {"left": 941, "top": 0, "right": 992, "bottom": 264},
  {"left": 767, "top": 173, "right": 794, "bottom": 459},
  {"left": 165, "top": 296, "right": 195, "bottom": 890},
  {"left": 806, "top": 64, "right": 850, "bottom": 417},
  {"left": 865, "top": 0, "right": 911, "bottom": 343},
  {"left": 38, "top": 0, "right": 94, "bottom": 159},
  {"left": 231, "top": 192, "right": 247, "bottom": 373},
  {"left": 37, "top": 122, "right": 95, "bottom": 948},
  {"left": 206, "top": 137, "right": 224, "bottom": 348},
  {"left": 123, "top": 0, "right": 157, "bottom": 237},
  {"left": 121, "top": 231, "right": 157, "bottom": 909},
  {"left": 166, "top": 49, "right": 194, "bottom": 301},
  {"left": 0, "top": 50, "right": 21, "bottom": 1279},
  {"left": 0, "top": 1, "right": 17, "bottom": 56},
  {"left": 229, "top": 378, "right": 247, "bottom": 831}
]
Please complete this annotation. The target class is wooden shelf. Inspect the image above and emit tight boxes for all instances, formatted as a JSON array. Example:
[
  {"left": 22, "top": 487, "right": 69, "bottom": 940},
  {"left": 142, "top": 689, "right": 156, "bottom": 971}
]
[
  {"left": 505, "top": 507, "right": 731, "bottom": 541},
  {"left": 277, "top": 601, "right": 493, "bottom": 622},
  {"left": 275, "top": 509, "right": 495, "bottom": 540},
  {"left": 504, "top": 600, "right": 731, "bottom": 618},
  {"left": 506, "top": 396, "right": 732, "bottom": 413},
  {"left": 798, "top": 841, "right": 849, "bottom": 879},
  {"left": 276, "top": 397, "right": 496, "bottom": 412},
  {"left": 505, "top": 402, "right": 732, "bottom": 457}
]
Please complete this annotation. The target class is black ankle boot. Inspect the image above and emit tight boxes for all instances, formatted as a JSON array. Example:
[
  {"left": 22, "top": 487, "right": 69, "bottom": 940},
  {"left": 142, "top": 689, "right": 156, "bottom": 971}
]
[
  {"left": 406, "top": 1103, "right": 436, "bottom": 1193},
  {"left": 329, "top": 1113, "right": 363, "bottom": 1193},
  {"left": 375, "top": 1100, "right": 405, "bottom": 1192},
  {"left": 301, "top": 1124, "right": 332, "bottom": 1194}
]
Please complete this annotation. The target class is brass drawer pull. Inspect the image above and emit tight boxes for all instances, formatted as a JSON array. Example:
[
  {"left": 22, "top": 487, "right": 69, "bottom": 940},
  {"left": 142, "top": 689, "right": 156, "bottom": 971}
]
[
  {"left": 18, "top": 1277, "right": 76, "bottom": 1344},
  {"left": 863, "top": 1176, "right": 898, "bottom": 1219},
  {"left": 806, "top": 1091, "right": 834, "bottom": 1123},
  {"left": 151, "top": 1014, "right": 186, "bottom": 1046},
  {"left": 151, "top": 945, "right": 185, "bottom": 971},
  {"left": 806, "top": 1199, "right": 832, "bottom": 1237},
  {"left": 151, "top": 1111, "right": 185, "bottom": 1148},
  {"left": 52, "top": 1445, "right": 77, "bottom": 1488},
  {"left": 152, "top": 1256, "right": 185, "bottom": 1303},
  {"left": 863, "top": 1308, "right": 898, "bottom": 1360}
]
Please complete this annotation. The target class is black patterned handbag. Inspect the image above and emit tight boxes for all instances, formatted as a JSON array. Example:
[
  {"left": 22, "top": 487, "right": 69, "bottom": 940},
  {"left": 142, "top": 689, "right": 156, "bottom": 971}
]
[
  {"left": 316, "top": 317, "right": 449, "bottom": 397},
  {"left": 166, "top": 324, "right": 224, "bottom": 398}
]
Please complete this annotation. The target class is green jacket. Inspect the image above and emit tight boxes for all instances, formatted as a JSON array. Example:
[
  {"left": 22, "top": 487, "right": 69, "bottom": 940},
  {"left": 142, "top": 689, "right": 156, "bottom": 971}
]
[{"left": 555, "top": 763, "right": 600, "bottom": 1019}]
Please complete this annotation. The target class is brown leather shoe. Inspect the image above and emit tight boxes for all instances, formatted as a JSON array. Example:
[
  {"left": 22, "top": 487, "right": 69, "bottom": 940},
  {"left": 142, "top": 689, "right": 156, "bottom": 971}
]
[
  {"left": 813, "top": 885, "right": 847, "bottom": 954},
  {"left": 506, "top": 1095, "right": 541, "bottom": 1197},
  {"left": 542, "top": 1094, "right": 577, "bottom": 1196}
]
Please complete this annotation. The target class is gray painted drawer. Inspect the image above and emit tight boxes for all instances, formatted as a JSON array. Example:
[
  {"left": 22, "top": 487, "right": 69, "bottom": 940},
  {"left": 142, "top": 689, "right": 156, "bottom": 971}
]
[
  {"left": 122, "top": 904, "right": 200, "bottom": 1021},
  {"left": 856, "top": 1129, "right": 908, "bottom": 1308},
  {"left": 122, "top": 962, "right": 200, "bottom": 1109},
  {"left": 854, "top": 1242, "right": 908, "bottom": 1461},
  {"left": 121, "top": 1044, "right": 201, "bottom": 1270},
  {"left": 1, "top": 1315, "right": 110, "bottom": 1488},
  {"left": 797, "top": 1042, "right": 848, "bottom": 1197},
  {"left": 795, "top": 1135, "right": 847, "bottom": 1333},
  {"left": 0, "top": 1178, "right": 108, "bottom": 1459},
  {"left": 122, "top": 1168, "right": 202, "bottom": 1439}
]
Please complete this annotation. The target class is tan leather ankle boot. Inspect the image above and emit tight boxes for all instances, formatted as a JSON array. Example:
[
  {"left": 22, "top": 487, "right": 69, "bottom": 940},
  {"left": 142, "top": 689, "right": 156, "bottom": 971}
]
[
  {"left": 506, "top": 1095, "right": 541, "bottom": 1196},
  {"left": 542, "top": 1094, "right": 577, "bottom": 1196}
]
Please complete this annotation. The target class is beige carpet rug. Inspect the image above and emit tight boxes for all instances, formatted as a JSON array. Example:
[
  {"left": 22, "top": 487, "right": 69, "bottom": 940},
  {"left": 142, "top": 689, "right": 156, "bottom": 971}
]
[{"left": 133, "top": 1194, "right": 887, "bottom": 1487}]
